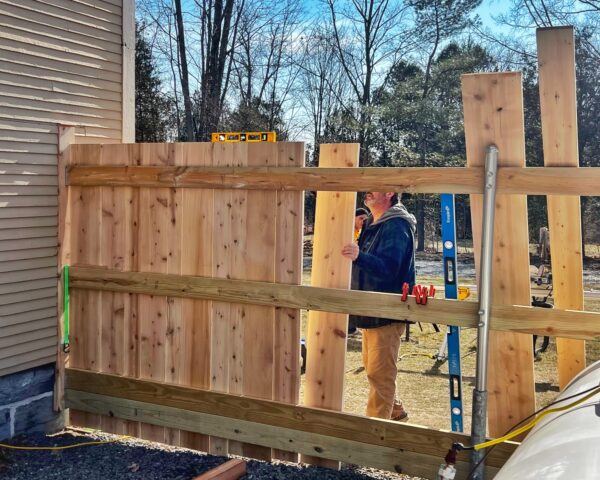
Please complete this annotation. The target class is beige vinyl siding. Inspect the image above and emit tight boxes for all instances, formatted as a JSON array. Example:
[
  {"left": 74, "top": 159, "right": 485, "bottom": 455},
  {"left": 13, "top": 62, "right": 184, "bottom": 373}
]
[{"left": 0, "top": 0, "right": 132, "bottom": 377}]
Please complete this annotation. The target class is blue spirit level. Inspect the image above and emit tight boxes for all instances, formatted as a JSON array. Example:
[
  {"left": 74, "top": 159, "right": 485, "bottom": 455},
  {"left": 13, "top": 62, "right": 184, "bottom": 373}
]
[{"left": 441, "top": 194, "right": 463, "bottom": 432}]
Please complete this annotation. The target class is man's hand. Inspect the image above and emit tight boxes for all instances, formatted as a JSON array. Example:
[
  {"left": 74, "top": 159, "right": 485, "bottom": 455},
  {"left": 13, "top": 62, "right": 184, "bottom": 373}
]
[{"left": 342, "top": 243, "right": 359, "bottom": 261}]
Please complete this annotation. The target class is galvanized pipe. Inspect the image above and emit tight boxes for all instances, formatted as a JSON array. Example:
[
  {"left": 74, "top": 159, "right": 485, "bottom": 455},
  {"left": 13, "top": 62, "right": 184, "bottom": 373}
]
[{"left": 470, "top": 145, "right": 499, "bottom": 480}]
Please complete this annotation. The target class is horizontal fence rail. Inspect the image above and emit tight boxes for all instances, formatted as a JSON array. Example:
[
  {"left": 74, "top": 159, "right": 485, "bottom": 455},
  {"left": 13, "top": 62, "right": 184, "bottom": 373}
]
[
  {"left": 66, "top": 165, "right": 600, "bottom": 195},
  {"left": 70, "top": 266, "right": 600, "bottom": 340},
  {"left": 65, "top": 368, "right": 517, "bottom": 478}
]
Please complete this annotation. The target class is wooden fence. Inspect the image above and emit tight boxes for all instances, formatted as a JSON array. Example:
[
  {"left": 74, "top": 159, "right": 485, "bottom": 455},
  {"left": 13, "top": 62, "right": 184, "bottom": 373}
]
[{"left": 56, "top": 27, "right": 600, "bottom": 479}]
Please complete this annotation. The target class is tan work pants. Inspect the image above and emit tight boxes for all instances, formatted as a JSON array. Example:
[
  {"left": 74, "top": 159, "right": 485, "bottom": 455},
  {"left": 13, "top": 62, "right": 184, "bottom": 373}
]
[{"left": 361, "top": 322, "right": 406, "bottom": 419}]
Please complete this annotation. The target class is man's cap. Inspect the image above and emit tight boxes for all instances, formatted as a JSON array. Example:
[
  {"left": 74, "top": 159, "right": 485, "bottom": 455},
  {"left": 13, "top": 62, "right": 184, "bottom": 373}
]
[{"left": 355, "top": 208, "right": 369, "bottom": 217}]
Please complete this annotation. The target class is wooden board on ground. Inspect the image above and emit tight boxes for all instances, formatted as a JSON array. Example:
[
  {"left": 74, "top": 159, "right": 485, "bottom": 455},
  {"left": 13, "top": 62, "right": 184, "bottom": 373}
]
[
  {"left": 462, "top": 73, "right": 535, "bottom": 437},
  {"left": 193, "top": 459, "right": 247, "bottom": 480},
  {"left": 537, "top": 26, "right": 586, "bottom": 389},
  {"left": 303, "top": 143, "right": 358, "bottom": 467}
]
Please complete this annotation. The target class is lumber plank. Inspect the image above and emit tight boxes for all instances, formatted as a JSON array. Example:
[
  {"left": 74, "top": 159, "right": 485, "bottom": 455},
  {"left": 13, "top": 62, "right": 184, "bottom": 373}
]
[
  {"left": 98, "top": 143, "right": 138, "bottom": 436},
  {"left": 66, "top": 164, "right": 600, "bottom": 195},
  {"left": 178, "top": 142, "right": 212, "bottom": 452},
  {"left": 137, "top": 143, "right": 176, "bottom": 443},
  {"left": 54, "top": 125, "right": 75, "bottom": 412},
  {"left": 68, "top": 144, "right": 103, "bottom": 429},
  {"left": 69, "top": 266, "right": 600, "bottom": 340},
  {"left": 303, "top": 144, "right": 358, "bottom": 468},
  {"left": 64, "top": 369, "right": 517, "bottom": 471},
  {"left": 272, "top": 142, "right": 304, "bottom": 462},
  {"left": 537, "top": 26, "right": 586, "bottom": 389},
  {"left": 239, "top": 143, "right": 276, "bottom": 460},
  {"left": 66, "top": 390, "right": 503, "bottom": 479},
  {"left": 164, "top": 145, "right": 183, "bottom": 447},
  {"left": 193, "top": 459, "right": 247, "bottom": 480},
  {"left": 209, "top": 142, "right": 233, "bottom": 456},
  {"left": 462, "top": 72, "right": 535, "bottom": 437}
]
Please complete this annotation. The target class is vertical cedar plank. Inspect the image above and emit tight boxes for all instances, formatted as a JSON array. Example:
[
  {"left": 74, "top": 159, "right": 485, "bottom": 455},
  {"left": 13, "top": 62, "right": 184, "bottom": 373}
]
[
  {"left": 137, "top": 144, "right": 174, "bottom": 442},
  {"left": 179, "top": 143, "right": 213, "bottom": 451},
  {"left": 462, "top": 73, "right": 535, "bottom": 437},
  {"left": 54, "top": 125, "right": 75, "bottom": 412},
  {"left": 273, "top": 142, "right": 304, "bottom": 462},
  {"left": 302, "top": 143, "right": 358, "bottom": 467},
  {"left": 165, "top": 145, "right": 183, "bottom": 446},
  {"left": 537, "top": 27, "right": 586, "bottom": 389},
  {"left": 240, "top": 143, "right": 277, "bottom": 461},
  {"left": 227, "top": 143, "right": 248, "bottom": 457},
  {"left": 99, "top": 143, "right": 137, "bottom": 434},
  {"left": 209, "top": 143, "right": 232, "bottom": 456},
  {"left": 69, "top": 144, "right": 103, "bottom": 429}
]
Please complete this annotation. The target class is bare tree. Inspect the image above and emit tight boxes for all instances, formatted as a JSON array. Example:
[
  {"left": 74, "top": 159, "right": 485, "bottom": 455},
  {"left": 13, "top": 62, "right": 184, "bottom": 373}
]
[
  {"left": 174, "top": 0, "right": 194, "bottom": 140},
  {"left": 230, "top": 0, "right": 304, "bottom": 132},
  {"left": 196, "top": 0, "right": 245, "bottom": 140},
  {"left": 325, "top": 0, "right": 413, "bottom": 165},
  {"left": 297, "top": 25, "right": 350, "bottom": 162}
]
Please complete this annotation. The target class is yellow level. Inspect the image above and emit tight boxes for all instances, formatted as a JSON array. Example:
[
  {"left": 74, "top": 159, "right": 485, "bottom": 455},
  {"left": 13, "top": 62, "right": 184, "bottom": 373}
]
[{"left": 211, "top": 131, "right": 277, "bottom": 143}]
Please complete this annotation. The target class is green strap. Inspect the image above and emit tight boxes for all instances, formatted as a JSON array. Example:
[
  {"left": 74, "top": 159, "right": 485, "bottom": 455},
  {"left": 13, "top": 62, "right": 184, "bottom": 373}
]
[{"left": 63, "top": 265, "right": 69, "bottom": 349}]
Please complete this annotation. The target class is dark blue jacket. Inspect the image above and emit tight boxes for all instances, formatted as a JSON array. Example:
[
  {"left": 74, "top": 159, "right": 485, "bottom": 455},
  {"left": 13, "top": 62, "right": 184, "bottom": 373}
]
[{"left": 350, "top": 203, "right": 416, "bottom": 329}]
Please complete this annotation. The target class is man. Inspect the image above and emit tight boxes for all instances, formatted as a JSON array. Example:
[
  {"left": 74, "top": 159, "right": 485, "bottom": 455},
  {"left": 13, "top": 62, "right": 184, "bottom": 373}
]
[{"left": 342, "top": 192, "right": 416, "bottom": 421}]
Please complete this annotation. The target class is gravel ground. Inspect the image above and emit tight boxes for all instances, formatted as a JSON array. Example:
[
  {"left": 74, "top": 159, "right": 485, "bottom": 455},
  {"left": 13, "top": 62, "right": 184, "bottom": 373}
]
[{"left": 0, "top": 430, "right": 419, "bottom": 480}]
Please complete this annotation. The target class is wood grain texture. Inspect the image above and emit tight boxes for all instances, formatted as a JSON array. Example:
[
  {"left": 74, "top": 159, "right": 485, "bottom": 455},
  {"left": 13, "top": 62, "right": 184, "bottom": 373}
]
[
  {"left": 303, "top": 144, "right": 358, "bottom": 467},
  {"left": 462, "top": 72, "right": 535, "bottom": 437},
  {"left": 209, "top": 143, "right": 233, "bottom": 456},
  {"left": 69, "top": 266, "right": 600, "bottom": 340},
  {"left": 65, "top": 369, "right": 517, "bottom": 471},
  {"left": 272, "top": 142, "right": 304, "bottom": 462},
  {"left": 193, "top": 459, "right": 246, "bottom": 480},
  {"left": 537, "top": 26, "right": 586, "bottom": 389},
  {"left": 137, "top": 143, "right": 176, "bottom": 443},
  {"left": 67, "top": 165, "right": 600, "bottom": 195},
  {"left": 68, "top": 144, "right": 103, "bottom": 429},
  {"left": 98, "top": 143, "right": 138, "bottom": 435},
  {"left": 67, "top": 389, "right": 503, "bottom": 479},
  {"left": 239, "top": 143, "right": 276, "bottom": 460},
  {"left": 179, "top": 143, "right": 212, "bottom": 451}
]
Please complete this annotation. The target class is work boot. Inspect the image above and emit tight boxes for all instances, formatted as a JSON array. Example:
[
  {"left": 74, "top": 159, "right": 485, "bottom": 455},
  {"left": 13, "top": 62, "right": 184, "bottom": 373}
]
[{"left": 391, "top": 404, "right": 409, "bottom": 422}]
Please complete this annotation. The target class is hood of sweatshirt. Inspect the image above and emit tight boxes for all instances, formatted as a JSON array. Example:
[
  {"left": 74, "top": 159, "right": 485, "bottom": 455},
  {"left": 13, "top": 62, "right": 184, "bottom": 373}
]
[{"left": 369, "top": 202, "right": 417, "bottom": 234}]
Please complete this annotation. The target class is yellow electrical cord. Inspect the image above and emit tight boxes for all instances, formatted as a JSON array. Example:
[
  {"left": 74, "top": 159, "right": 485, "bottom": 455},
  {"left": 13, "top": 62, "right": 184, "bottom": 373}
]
[
  {"left": 0, "top": 435, "right": 129, "bottom": 451},
  {"left": 474, "top": 386, "right": 600, "bottom": 451}
]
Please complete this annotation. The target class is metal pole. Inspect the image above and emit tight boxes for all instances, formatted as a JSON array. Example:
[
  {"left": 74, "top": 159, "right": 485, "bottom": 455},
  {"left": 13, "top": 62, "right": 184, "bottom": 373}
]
[{"left": 470, "top": 145, "right": 498, "bottom": 480}]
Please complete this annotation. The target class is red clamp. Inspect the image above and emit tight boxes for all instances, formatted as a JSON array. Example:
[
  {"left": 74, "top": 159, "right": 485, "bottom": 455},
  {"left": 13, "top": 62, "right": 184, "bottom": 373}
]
[
  {"left": 429, "top": 284, "right": 436, "bottom": 298},
  {"left": 401, "top": 282, "right": 409, "bottom": 302},
  {"left": 421, "top": 288, "right": 429, "bottom": 305}
]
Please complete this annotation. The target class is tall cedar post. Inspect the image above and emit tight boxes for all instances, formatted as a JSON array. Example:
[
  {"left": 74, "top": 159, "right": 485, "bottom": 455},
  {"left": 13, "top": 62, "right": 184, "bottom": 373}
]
[
  {"left": 462, "top": 73, "right": 535, "bottom": 437},
  {"left": 302, "top": 144, "right": 358, "bottom": 467},
  {"left": 537, "top": 27, "right": 586, "bottom": 389}
]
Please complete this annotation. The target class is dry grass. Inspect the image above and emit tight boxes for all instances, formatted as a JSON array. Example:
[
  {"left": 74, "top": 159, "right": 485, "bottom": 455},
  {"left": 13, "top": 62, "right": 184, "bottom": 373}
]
[{"left": 299, "top": 268, "right": 600, "bottom": 433}]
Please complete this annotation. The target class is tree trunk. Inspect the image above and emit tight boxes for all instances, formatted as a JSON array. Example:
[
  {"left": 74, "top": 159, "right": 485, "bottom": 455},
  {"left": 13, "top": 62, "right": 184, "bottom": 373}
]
[{"left": 174, "top": 0, "right": 194, "bottom": 141}]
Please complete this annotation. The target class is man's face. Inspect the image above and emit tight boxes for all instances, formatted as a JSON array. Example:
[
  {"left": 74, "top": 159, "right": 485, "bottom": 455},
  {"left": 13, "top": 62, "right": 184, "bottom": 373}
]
[{"left": 364, "top": 192, "right": 390, "bottom": 209}]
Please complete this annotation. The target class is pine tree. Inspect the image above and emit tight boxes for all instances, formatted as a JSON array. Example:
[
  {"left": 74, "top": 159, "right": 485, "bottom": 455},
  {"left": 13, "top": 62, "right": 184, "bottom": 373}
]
[{"left": 135, "top": 22, "right": 175, "bottom": 142}]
